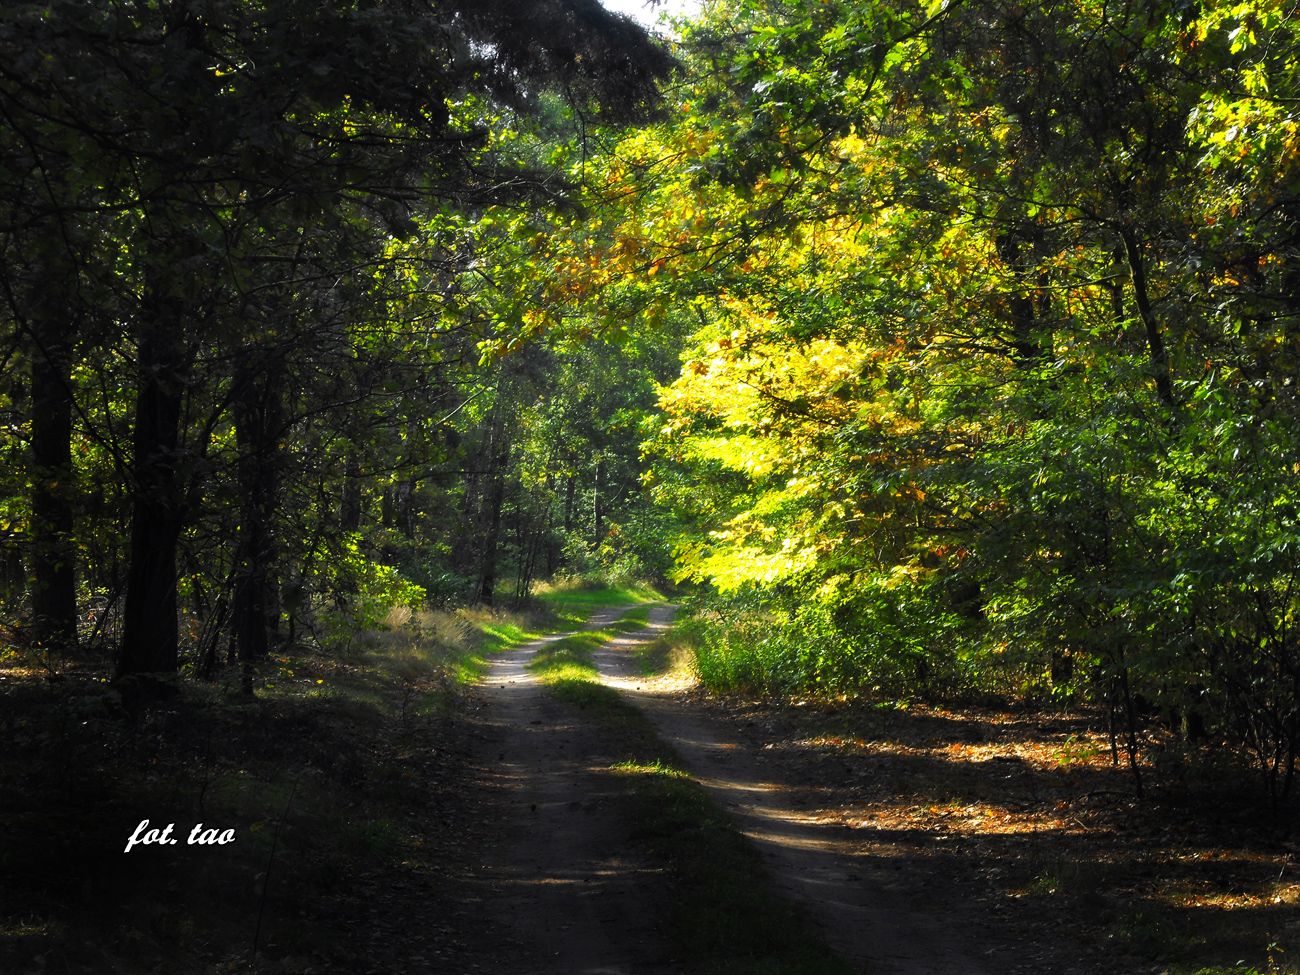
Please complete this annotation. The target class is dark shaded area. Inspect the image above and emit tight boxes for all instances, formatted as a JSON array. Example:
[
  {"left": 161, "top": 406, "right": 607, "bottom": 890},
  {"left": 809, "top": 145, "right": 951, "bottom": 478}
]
[{"left": 0, "top": 642, "right": 473, "bottom": 974}]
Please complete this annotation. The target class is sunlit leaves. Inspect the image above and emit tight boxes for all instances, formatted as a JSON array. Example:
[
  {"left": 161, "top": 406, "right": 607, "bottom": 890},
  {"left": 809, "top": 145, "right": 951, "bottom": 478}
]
[{"left": 586, "top": 0, "right": 1300, "bottom": 774}]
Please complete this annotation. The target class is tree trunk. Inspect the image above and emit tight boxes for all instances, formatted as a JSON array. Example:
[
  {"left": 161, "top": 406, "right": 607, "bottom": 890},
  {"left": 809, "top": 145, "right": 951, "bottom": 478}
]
[
  {"left": 340, "top": 458, "right": 363, "bottom": 532},
  {"left": 995, "top": 221, "right": 1049, "bottom": 366},
  {"left": 475, "top": 414, "right": 508, "bottom": 605},
  {"left": 1120, "top": 225, "right": 1175, "bottom": 408},
  {"left": 28, "top": 329, "right": 78, "bottom": 649},
  {"left": 231, "top": 359, "right": 283, "bottom": 666},
  {"left": 118, "top": 319, "right": 187, "bottom": 675}
]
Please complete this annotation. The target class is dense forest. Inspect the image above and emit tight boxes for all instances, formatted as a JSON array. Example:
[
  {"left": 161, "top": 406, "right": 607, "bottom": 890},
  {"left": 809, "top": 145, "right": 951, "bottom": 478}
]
[{"left": 4, "top": 0, "right": 1300, "bottom": 972}]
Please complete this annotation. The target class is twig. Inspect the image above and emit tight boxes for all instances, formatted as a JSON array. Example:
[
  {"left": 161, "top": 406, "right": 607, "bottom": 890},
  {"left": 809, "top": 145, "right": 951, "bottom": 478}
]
[
  {"left": 1081, "top": 789, "right": 1135, "bottom": 800},
  {"left": 252, "top": 772, "right": 301, "bottom": 959}
]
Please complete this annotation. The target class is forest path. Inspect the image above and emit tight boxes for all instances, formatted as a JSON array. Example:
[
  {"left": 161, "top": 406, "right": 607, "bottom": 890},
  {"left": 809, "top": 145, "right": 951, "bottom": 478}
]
[
  {"left": 597, "top": 604, "right": 990, "bottom": 975},
  {"left": 457, "top": 603, "right": 988, "bottom": 974},
  {"left": 456, "top": 605, "right": 676, "bottom": 975}
]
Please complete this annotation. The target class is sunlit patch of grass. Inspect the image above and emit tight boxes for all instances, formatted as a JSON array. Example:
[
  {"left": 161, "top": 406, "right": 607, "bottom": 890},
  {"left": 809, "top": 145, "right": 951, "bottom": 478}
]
[
  {"left": 258, "top": 602, "right": 535, "bottom": 711},
  {"left": 459, "top": 604, "right": 550, "bottom": 652},
  {"left": 534, "top": 577, "right": 663, "bottom": 622},
  {"left": 528, "top": 615, "right": 649, "bottom": 682},
  {"left": 637, "top": 622, "right": 699, "bottom": 681},
  {"left": 610, "top": 758, "right": 690, "bottom": 780},
  {"left": 528, "top": 622, "right": 639, "bottom": 708},
  {"left": 475, "top": 619, "right": 542, "bottom": 653},
  {"left": 459, "top": 590, "right": 654, "bottom": 669},
  {"left": 613, "top": 606, "right": 651, "bottom": 627},
  {"left": 452, "top": 654, "right": 488, "bottom": 685},
  {"left": 541, "top": 660, "right": 599, "bottom": 684},
  {"left": 544, "top": 676, "right": 613, "bottom": 710}
]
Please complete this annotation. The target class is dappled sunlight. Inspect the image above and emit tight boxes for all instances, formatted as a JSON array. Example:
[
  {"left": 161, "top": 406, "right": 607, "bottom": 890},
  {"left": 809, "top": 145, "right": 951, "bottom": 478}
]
[
  {"left": 840, "top": 799, "right": 1081, "bottom": 839},
  {"left": 10, "top": 1, "right": 1300, "bottom": 972},
  {"left": 690, "top": 771, "right": 790, "bottom": 798},
  {"left": 608, "top": 759, "right": 690, "bottom": 780},
  {"left": 1160, "top": 881, "right": 1300, "bottom": 912},
  {"left": 596, "top": 613, "right": 695, "bottom": 698},
  {"left": 579, "top": 604, "right": 987, "bottom": 973},
  {"left": 735, "top": 821, "right": 857, "bottom": 856},
  {"left": 793, "top": 718, "right": 1126, "bottom": 778},
  {"left": 680, "top": 696, "right": 1300, "bottom": 972}
]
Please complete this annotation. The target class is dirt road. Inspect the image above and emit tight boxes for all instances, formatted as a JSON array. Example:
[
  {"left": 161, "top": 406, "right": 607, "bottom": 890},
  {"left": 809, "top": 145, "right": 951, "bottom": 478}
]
[
  {"left": 455, "top": 607, "right": 676, "bottom": 975},
  {"left": 453, "top": 604, "right": 988, "bottom": 974}
]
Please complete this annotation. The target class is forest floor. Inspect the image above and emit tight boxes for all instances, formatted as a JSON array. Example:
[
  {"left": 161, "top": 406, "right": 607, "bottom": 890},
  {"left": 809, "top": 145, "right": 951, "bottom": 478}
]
[{"left": 2, "top": 596, "right": 1297, "bottom": 974}]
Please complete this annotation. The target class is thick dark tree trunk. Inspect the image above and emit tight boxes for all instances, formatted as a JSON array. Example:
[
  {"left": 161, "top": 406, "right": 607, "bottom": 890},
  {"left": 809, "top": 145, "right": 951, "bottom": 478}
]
[
  {"left": 28, "top": 330, "right": 78, "bottom": 649},
  {"left": 995, "top": 221, "right": 1049, "bottom": 366},
  {"left": 1117, "top": 659, "right": 1145, "bottom": 797},
  {"left": 231, "top": 499, "right": 270, "bottom": 665},
  {"left": 118, "top": 320, "right": 187, "bottom": 675},
  {"left": 231, "top": 359, "right": 282, "bottom": 666},
  {"left": 231, "top": 551, "right": 269, "bottom": 662},
  {"left": 340, "top": 458, "right": 363, "bottom": 532}
]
